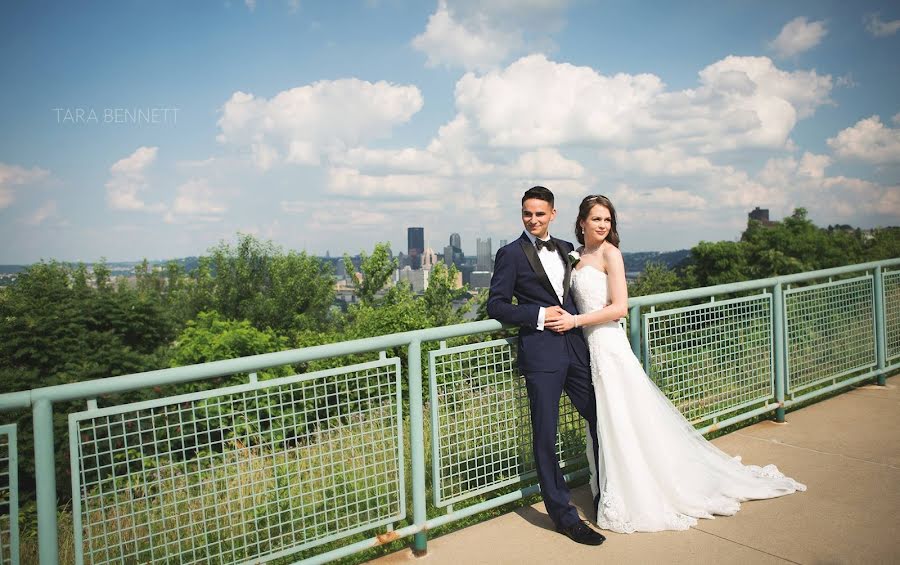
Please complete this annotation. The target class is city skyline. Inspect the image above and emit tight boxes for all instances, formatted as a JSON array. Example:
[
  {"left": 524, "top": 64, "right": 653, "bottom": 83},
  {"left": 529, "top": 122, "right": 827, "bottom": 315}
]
[{"left": 1, "top": 1, "right": 898, "bottom": 264}]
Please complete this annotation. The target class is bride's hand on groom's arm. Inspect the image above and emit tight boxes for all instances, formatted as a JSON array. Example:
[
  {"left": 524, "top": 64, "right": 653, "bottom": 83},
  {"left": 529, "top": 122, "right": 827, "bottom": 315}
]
[{"left": 545, "top": 306, "right": 576, "bottom": 333}]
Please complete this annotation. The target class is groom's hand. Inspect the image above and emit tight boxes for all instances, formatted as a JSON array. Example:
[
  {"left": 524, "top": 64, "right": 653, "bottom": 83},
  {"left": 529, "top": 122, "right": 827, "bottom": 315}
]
[
  {"left": 545, "top": 306, "right": 565, "bottom": 322},
  {"left": 545, "top": 306, "right": 575, "bottom": 333}
]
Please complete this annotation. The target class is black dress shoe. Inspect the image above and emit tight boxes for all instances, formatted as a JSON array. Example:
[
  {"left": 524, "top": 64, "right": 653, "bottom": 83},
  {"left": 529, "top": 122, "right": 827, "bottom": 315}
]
[{"left": 556, "top": 521, "right": 606, "bottom": 546}]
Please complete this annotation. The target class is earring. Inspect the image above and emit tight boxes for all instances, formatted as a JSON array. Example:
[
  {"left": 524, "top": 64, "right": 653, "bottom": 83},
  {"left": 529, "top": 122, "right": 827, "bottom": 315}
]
[{"left": 581, "top": 228, "right": 585, "bottom": 234}]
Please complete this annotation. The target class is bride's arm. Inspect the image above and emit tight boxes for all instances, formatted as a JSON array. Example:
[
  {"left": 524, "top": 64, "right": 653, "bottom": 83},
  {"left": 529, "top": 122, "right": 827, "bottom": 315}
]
[{"left": 573, "top": 246, "right": 628, "bottom": 328}]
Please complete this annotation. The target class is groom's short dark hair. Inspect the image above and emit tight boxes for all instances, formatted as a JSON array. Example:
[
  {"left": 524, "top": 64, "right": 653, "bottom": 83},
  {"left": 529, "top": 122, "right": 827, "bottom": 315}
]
[{"left": 522, "top": 186, "right": 554, "bottom": 207}]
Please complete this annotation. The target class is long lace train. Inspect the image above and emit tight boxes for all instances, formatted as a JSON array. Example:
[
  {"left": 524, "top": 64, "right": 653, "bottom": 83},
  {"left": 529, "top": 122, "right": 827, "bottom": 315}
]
[{"left": 573, "top": 266, "right": 805, "bottom": 533}]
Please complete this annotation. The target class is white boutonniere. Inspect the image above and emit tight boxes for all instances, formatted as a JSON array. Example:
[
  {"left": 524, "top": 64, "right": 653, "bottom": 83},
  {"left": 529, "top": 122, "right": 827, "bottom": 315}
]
[{"left": 567, "top": 250, "right": 581, "bottom": 267}]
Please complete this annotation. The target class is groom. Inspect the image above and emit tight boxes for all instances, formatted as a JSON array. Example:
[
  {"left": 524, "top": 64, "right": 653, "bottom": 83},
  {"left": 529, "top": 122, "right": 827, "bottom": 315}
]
[{"left": 487, "top": 186, "right": 605, "bottom": 545}]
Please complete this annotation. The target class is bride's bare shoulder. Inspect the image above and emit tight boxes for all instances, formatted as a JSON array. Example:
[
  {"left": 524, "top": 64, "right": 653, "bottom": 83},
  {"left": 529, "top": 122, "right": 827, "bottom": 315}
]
[{"left": 602, "top": 243, "right": 623, "bottom": 261}]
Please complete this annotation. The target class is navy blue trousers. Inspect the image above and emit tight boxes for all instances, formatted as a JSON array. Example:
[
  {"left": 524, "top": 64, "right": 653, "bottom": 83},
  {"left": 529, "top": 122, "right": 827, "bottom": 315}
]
[{"left": 524, "top": 344, "right": 600, "bottom": 529}]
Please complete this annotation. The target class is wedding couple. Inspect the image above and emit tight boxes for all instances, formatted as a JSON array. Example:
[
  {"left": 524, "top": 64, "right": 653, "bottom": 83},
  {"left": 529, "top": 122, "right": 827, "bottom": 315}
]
[{"left": 487, "top": 186, "right": 806, "bottom": 546}]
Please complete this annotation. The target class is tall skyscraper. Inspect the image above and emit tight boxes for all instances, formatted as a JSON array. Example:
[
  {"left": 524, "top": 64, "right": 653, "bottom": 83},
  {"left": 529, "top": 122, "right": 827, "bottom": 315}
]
[
  {"left": 498, "top": 239, "right": 508, "bottom": 249},
  {"left": 476, "top": 237, "right": 492, "bottom": 271},
  {"left": 444, "top": 245, "right": 454, "bottom": 267},
  {"left": 444, "top": 233, "right": 464, "bottom": 269},
  {"left": 408, "top": 227, "right": 424, "bottom": 270}
]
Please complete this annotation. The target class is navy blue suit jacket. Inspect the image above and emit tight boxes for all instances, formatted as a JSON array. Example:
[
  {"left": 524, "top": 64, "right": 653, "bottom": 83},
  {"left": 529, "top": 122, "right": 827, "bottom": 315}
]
[{"left": 487, "top": 232, "right": 589, "bottom": 373}]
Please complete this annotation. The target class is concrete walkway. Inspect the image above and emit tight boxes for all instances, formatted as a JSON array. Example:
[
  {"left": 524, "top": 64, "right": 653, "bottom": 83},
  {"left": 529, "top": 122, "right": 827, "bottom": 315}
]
[{"left": 373, "top": 376, "right": 899, "bottom": 565}]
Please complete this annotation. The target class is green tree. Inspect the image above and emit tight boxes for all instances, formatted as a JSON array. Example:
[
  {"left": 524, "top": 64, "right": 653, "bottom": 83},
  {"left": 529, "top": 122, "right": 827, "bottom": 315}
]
[
  {"left": 740, "top": 209, "right": 866, "bottom": 277},
  {"left": 685, "top": 241, "right": 749, "bottom": 287},
  {"left": 343, "top": 242, "right": 397, "bottom": 307},
  {"left": 0, "top": 261, "right": 175, "bottom": 499},
  {"left": 628, "top": 262, "right": 685, "bottom": 297},
  {"left": 169, "top": 311, "right": 292, "bottom": 385},
  {"left": 423, "top": 262, "right": 469, "bottom": 327},
  {"left": 863, "top": 227, "right": 900, "bottom": 261},
  {"left": 191, "top": 234, "right": 336, "bottom": 333}
]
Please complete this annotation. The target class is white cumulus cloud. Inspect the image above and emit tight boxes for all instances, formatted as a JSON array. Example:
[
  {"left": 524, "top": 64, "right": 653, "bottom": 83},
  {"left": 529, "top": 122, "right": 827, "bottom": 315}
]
[
  {"left": 506, "top": 148, "right": 585, "bottom": 179},
  {"left": 334, "top": 147, "right": 445, "bottom": 175},
  {"left": 412, "top": 1, "right": 520, "bottom": 72},
  {"left": 612, "top": 185, "right": 708, "bottom": 211},
  {"left": 453, "top": 54, "right": 831, "bottom": 152},
  {"left": 412, "top": 0, "right": 570, "bottom": 71},
  {"left": 0, "top": 162, "right": 49, "bottom": 209},
  {"left": 106, "top": 147, "right": 165, "bottom": 212},
  {"left": 24, "top": 200, "right": 58, "bottom": 226},
  {"left": 164, "top": 178, "right": 227, "bottom": 224},
  {"left": 326, "top": 167, "right": 446, "bottom": 198},
  {"left": 864, "top": 13, "right": 900, "bottom": 37},
  {"left": 455, "top": 54, "right": 664, "bottom": 147},
  {"left": 610, "top": 147, "right": 716, "bottom": 177},
  {"left": 827, "top": 115, "right": 900, "bottom": 164},
  {"left": 755, "top": 154, "right": 899, "bottom": 222},
  {"left": 768, "top": 17, "right": 828, "bottom": 58},
  {"left": 216, "top": 79, "right": 424, "bottom": 170}
]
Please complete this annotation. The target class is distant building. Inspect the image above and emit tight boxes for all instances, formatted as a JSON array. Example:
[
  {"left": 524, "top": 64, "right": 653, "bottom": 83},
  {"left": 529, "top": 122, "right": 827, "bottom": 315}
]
[
  {"left": 334, "top": 279, "right": 358, "bottom": 304},
  {"left": 399, "top": 266, "right": 428, "bottom": 293},
  {"left": 460, "top": 256, "right": 477, "bottom": 285},
  {"left": 476, "top": 238, "right": 492, "bottom": 271},
  {"left": 444, "top": 245, "right": 454, "bottom": 267},
  {"left": 444, "top": 233, "right": 465, "bottom": 269},
  {"left": 408, "top": 227, "right": 425, "bottom": 270},
  {"left": 749, "top": 207, "right": 773, "bottom": 225},
  {"left": 498, "top": 239, "right": 508, "bottom": 249},
  {"left": 422, "top": 247, "right": 438, "bottom": 270},
  {"left": 470, "top": 270, "right": 492, "bottom": 289}
]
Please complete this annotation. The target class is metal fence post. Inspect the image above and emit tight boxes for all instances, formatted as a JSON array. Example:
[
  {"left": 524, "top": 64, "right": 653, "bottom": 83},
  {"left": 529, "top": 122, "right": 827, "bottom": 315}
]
[
  {"left": 33, "top": 398, "right": 59, "bottom": 565},
  {"left": 408, "top": 339, "right": 427, "bottom": 555},
  {"left": 874, "top": 266, "right": 887, "bottom": 386},
  {"left": 773, "top": 282, "right": 786, "bottom": 422},
  {"left": 629, "top": 304, "right": 641, "bottom": 364}
]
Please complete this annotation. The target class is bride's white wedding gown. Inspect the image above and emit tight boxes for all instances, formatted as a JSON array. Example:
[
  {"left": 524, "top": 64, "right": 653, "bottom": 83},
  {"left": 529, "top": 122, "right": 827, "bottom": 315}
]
[{"left": 572, "top": 265, "right": 806, "bottom": 533}]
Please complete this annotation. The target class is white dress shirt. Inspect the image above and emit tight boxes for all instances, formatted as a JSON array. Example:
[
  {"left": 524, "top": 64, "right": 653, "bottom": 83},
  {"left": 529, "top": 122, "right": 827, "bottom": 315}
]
[{"left": 525, "top": 232, "right": 565, "bottom": 331}]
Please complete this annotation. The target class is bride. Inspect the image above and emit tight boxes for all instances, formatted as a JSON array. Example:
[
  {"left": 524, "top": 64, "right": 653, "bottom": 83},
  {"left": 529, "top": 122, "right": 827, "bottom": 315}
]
[{"left": 545, "top": 195, "right": 806, "bottom": 533}]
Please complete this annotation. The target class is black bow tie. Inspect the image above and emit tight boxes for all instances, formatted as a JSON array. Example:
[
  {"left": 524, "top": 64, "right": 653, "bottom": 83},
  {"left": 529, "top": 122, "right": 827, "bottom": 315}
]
[{"left": 535, "top": 238, "right": 557, "bottom": 252}]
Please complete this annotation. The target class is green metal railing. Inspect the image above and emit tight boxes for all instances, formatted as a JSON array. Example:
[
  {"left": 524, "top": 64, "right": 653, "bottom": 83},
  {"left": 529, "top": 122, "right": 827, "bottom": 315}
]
[
  {"left": 884, "top": 269, "right": 900, "bottom": 363},
  {"left": 428, "top": 338, "right": 586, "bottom": 509},
  {"left": 0, "top": 258, "right": 898, "bottom": 564},
  {"left": 69, "top": 359, "right": 404, "bottom": 564},
  {"left": 0, "top": 425, "right": 18, "bottom": 565}
]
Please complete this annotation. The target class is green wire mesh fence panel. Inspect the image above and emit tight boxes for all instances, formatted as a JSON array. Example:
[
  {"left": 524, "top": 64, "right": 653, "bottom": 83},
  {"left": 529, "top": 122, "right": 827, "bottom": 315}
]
[
  {"left": 785, "top": 275, "right": 876, "bottom": 394},
  {"left": 69, "top": 359, "right": 403, "bottom": 565},
  {"left": 0, "top": 425, "right": 18, "bottom": 565},
  {"left": 429, "top": 339, "right": 586, "bottom": 507},
  {"left": 644, "top": 294, "right": 774, "bottom": 424},
  {"left": 884, "top": 270, "right": 900, "bottom": 363}
]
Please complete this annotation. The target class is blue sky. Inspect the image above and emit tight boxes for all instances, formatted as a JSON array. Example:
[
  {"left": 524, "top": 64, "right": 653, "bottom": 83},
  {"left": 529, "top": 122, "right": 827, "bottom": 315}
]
[{"left": 1, "top": 0, "right": 898, "bottom": 263}]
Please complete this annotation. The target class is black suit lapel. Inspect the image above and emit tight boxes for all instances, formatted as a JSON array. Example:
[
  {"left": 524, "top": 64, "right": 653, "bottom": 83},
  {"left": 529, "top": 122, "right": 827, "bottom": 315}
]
[{"left": 519, "top": 236, "right": 559, "bottom": 302}]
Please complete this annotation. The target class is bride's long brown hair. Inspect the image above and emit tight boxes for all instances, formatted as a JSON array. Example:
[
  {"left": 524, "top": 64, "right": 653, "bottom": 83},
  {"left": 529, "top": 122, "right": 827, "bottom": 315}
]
[{"left": 575, "top": 195, "right": 620, "bottom": 248}]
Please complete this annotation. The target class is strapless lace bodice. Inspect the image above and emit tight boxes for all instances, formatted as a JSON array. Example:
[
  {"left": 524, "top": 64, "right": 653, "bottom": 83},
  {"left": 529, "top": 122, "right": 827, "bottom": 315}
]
[{"left": 572, "top": 266, "right": 616, "bottom": 328}]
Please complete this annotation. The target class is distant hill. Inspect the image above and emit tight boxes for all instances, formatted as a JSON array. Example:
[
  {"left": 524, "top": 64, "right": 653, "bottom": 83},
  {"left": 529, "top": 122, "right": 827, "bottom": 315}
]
[
  {"left": 0, "top": 265, "right": 26, "bottom": 274},
  {"left": 0, "top": 257, "right": 203, "bottom": 286},
  {"left": 622, "top": 250, "right": 691, "bottom": 272},
  {"left": 0, "top": 251, "right": 690, "bottom": 286}
]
